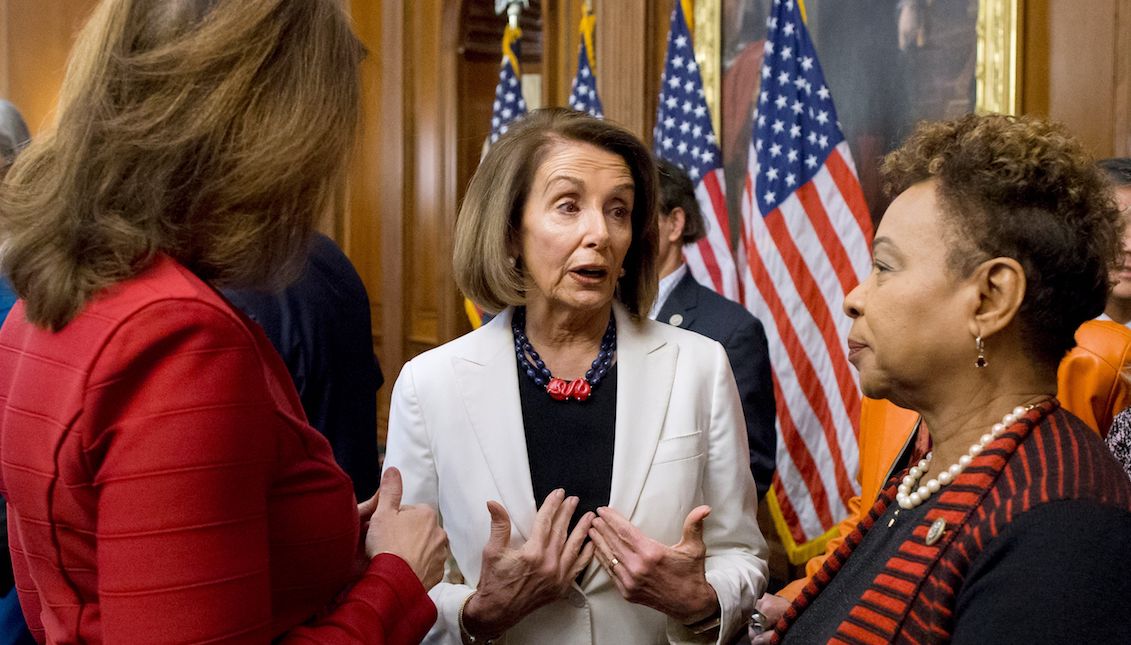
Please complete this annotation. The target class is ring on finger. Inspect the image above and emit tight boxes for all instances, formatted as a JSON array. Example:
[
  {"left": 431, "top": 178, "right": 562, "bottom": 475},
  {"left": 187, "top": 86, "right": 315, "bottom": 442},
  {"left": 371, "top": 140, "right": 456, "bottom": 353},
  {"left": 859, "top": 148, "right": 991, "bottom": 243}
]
[{"left": 609, "top": 557, "right": 620, "bottom": 568}]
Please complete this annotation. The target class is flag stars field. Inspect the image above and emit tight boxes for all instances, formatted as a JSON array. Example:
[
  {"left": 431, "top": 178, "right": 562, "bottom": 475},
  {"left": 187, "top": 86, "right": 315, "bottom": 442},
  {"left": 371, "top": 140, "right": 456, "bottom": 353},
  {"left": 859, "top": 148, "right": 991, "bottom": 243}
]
[{"left": 653, "top": 0, "right": 739, "bottom": 301}]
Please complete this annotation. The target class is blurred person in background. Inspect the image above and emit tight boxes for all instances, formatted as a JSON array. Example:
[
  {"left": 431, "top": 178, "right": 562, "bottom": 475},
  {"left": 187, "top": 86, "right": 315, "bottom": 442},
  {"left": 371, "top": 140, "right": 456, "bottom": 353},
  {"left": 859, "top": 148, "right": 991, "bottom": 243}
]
[
  {"left": 0, "top": 98, "right": 32, "bottom": 645},
  {"left": 1098, "top": 158, "right": 1131, "bottom": 326},
  {"left": 225, "top": 232, "right": 384, "bottom": 500}
]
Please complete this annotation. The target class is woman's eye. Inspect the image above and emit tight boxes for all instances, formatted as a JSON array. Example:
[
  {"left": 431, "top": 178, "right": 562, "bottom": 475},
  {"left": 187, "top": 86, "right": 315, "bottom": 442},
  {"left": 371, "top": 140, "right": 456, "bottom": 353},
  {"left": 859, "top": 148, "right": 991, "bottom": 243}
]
[
  {"left": 609, "top": 206, "right": 630, "bottom": 219},
  {"left": 556, "top": 201, "right": 579, "bottom": 214},
  {"left": 872, "top": 260, "right": 890, "bottom": 273}
]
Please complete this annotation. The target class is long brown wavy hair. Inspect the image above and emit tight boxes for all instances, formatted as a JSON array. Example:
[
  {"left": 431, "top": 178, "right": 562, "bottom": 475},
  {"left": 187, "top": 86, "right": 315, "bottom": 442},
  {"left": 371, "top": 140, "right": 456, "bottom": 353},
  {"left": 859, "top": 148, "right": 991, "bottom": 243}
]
[{"left": 0, "top": 0, "right": 363, "bottom": 330}]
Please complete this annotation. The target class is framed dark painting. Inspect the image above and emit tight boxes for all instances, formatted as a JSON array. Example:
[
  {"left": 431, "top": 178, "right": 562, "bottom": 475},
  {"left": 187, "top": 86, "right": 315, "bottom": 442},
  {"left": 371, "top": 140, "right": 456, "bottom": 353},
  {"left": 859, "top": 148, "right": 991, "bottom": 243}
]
[{"left": 694, "top": 0, "right": 1021, "bottom": 224}]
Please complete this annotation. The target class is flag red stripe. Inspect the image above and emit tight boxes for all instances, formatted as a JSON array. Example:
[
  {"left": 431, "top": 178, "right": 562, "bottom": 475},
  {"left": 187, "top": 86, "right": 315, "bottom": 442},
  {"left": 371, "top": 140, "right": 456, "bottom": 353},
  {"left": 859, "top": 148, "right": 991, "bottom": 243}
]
[
  {"left": 795, "top": 182, "right": 859, "bottom": 296},
  {"left": 771, "top": 371, "right": 837, "bottom": 533},
  {"left": 703, "top": 170, "right": 732, "bottom": 240},
  {"left": 771, "top": 472, "right": 808, "bottom": 544},
  {"left": 692, "top": 238, "right": 725, "bottom": 294},
  {"left": 740, "top": 221, "right": 837, "bottom": 523},
  {"left": 761, "top": 209, "right": 860, "bottom": 507},
  {"left": 790, "top": 184, "right": 865, "bottom": 426},
  {"left": 826, "top": 149, "right": 874, "bottom": 240}
]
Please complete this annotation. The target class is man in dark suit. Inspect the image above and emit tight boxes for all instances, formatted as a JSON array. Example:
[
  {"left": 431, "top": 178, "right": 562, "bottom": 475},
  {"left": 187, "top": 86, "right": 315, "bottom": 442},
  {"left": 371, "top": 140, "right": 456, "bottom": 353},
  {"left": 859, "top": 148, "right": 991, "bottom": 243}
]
[
  {"left": 224, "top": 233, "right": 383, "bottom": 501},
  {"left": 651, "top": 158, "right": 777, "bottom": 499}
]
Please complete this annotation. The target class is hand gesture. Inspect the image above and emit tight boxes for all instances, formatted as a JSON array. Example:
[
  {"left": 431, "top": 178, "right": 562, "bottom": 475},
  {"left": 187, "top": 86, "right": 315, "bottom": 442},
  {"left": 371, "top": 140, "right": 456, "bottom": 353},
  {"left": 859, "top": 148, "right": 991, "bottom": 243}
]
[
  {"left": 588, "top": 505, "right": 718, "bottom": 624},
  {"left": 461, "top": 489, "right": 595, "bottom": 639},
  {"left": 364, "top": 467, "right": 449, "bottom": 588}
]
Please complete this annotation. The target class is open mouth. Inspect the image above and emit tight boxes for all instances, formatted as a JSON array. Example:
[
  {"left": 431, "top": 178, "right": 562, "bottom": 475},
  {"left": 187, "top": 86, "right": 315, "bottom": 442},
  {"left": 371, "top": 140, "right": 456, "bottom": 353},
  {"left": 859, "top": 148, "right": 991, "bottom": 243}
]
[{"left": 572, "top": 266, "right": 609, "bottom": 279}]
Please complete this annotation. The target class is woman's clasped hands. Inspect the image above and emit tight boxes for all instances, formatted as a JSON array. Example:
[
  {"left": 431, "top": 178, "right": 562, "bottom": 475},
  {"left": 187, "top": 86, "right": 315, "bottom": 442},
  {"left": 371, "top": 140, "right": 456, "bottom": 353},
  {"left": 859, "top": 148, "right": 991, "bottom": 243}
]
[{"left": 461, "top": 489, "right": 596, "bottom": 639}]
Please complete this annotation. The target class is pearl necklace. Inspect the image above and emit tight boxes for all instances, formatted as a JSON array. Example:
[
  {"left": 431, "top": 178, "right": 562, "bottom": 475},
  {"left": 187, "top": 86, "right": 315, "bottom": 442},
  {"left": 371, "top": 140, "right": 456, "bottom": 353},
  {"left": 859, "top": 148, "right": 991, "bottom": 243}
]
[{"left": 897, "top": 404, "right": 1036, "bottom": 510}]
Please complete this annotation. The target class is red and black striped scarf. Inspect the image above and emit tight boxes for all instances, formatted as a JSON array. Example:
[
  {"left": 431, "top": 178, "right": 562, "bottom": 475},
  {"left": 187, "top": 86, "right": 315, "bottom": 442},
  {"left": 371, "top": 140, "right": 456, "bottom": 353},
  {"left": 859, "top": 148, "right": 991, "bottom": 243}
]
[{"left": 772, "top": 400, "right": 1131, "bottom": 644}]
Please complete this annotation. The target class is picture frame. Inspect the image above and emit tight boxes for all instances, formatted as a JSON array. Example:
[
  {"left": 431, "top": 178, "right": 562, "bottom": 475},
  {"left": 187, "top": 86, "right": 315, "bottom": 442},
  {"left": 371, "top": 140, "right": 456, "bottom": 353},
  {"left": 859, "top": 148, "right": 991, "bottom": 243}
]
[{"left": 695, "top": 0, "right": 1024, "bottom": 223}]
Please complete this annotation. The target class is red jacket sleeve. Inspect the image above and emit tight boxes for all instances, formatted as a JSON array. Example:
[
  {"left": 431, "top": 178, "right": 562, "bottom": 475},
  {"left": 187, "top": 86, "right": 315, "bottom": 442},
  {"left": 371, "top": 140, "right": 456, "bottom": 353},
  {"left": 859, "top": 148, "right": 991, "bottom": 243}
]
[
  {"left": 85, "top": 300, "right": 434, "bottom": 643},
  {"left": 286, "top": 554, "right": 436, "bottom": 644}
]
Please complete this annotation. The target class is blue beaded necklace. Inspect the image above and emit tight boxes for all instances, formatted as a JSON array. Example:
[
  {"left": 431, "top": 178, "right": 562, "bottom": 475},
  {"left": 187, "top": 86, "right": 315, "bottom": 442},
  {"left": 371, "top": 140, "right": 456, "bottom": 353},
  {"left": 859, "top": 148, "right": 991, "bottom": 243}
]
[{"left": 512, "top": 307, "right": 616, "bottom": 402}]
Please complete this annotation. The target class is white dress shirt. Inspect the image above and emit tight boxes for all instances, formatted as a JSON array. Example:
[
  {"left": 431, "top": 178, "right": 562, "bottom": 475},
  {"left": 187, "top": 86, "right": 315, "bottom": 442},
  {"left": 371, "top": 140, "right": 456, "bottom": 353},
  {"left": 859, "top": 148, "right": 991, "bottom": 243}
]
[{"left": 648, "top": 263, "right": 688, "bottom": 320}]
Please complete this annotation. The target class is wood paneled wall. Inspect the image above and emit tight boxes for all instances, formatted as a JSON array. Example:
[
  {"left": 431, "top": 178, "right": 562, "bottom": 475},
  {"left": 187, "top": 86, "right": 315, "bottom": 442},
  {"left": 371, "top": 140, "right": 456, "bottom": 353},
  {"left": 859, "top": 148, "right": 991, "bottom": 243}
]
[
  {"left": 4, "top": 0, "right": 1131, "bottom": 444},
  {"left": 1023, "top": 0, "right": 1131, "bottom": 157},
  {"left": 0, "top": 0, "right": 98, "bottom": 134}
]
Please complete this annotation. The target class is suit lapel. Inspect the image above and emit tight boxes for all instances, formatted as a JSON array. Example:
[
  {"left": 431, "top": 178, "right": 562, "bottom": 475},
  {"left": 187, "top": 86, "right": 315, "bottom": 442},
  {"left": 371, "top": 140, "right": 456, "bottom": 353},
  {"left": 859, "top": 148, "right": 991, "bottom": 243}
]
[
  {"left": 656, "top": 270, "right": 701, "bottom": 329},
  {"left": 608, "top": 302, "right": 678, "bottom": 520},
  {"left": 580, "top": 303, "right": 678, "bottom": 587},
  {"left": 451, "top": 308, "right": 537, "bottom": 541}
]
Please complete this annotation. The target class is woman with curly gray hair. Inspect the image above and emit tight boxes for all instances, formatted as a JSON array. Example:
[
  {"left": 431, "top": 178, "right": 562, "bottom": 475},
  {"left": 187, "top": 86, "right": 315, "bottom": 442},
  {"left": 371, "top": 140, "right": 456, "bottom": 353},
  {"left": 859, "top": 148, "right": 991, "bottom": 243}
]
[{"left": 772, "top": 114, "right": 1131, "bottom": 643}]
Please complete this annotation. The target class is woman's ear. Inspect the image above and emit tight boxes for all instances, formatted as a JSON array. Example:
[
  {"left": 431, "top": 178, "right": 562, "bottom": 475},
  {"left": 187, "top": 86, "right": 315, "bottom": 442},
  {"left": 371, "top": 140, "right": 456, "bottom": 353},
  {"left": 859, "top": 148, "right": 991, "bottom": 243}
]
[
  {"left": 505, "top": 235, "right": 522, "bottom": 271},
  {"left": 968, "top": 257, "right": 1026, "bottom": 338},
  {"left": 667, "top": 207, "right": 687, "bottom": 244}
]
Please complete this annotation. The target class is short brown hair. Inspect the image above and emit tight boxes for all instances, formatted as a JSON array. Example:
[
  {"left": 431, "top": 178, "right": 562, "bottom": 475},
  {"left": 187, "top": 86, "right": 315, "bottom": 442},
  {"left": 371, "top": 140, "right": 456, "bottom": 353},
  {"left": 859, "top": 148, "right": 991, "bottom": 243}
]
[
  {"left": 0, "top": 0, "right": 363, "bottom": 330},
  {"left": 655, "top": 157, "right": 706, "bottom": 245},
  {"left": 882, "top": 114, "right": 1123, "bottom": 367},
  {"left": 454, "top": 108, "right": 659, "bottom": 315}
]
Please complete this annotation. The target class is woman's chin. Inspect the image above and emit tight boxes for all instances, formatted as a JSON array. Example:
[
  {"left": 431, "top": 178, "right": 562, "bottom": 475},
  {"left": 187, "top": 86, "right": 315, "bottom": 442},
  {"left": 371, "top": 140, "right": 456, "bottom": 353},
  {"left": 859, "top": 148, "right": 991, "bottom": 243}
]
[
  {"left": 856, "top": 373, "right": 890, "bottom": 401},
  {"left": 533, "top": 289, "right": 616, "bottom": 315}
]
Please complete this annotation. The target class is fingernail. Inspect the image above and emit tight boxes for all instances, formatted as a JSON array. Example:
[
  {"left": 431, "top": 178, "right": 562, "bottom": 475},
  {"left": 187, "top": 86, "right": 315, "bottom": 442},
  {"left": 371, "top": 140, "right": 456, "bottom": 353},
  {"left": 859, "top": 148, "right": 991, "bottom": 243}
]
[{"left": 567, "top": 496, "right": 579, "bottom": 504}]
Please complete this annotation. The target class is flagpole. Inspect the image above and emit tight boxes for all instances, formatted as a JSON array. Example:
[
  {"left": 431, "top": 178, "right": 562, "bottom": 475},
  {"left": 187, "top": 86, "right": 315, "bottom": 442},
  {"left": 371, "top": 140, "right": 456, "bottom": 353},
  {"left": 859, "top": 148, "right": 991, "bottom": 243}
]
[
  {"left": 494, "top": 0, "right": 529, "bottom": 29},
  {"left": 466, "top": 0, "right": 532, "bottom": 330}
]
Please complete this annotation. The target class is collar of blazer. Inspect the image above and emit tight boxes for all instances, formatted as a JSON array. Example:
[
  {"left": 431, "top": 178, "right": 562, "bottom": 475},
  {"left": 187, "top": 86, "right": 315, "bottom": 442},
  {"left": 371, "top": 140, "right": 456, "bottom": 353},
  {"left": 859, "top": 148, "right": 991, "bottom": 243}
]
[{"left": 451, "top": 301, "right": 679, "bottom": 543}]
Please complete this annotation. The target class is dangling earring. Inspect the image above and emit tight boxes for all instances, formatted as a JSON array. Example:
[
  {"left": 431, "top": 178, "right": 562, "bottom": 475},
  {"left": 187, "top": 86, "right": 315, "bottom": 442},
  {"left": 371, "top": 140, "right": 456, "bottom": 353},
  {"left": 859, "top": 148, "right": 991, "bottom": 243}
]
[
  {"left": 619, "top": 267, "right": 626, "bottom": 278},
  {"left": 974, "top": 335, "right": 987, "bottom": 369},
  {"left": 508, "top": 256, "right": 517, "bottom": 268}
]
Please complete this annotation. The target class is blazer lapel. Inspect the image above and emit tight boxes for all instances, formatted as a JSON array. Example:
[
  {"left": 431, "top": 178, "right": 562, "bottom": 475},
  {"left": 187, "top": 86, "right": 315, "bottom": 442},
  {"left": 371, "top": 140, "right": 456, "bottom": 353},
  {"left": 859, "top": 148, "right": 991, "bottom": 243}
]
[
  {"left": 608, "top": 302, "right": 678, "bottom": 520},
  {"left": 451, "top": 308, "right": 537, "bottom": 541},
  {"left": 580, "top": 303, "right": 678, "bottom": 587},
  {"left": 656, "top": 270, "right": 701, "bottom": 329}
]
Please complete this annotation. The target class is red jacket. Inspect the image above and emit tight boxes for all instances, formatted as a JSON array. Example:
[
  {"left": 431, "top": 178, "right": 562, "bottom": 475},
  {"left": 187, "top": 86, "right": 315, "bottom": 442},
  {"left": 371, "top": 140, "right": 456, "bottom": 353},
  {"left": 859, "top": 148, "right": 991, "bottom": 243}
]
[{"left": 0, "top": 256, "right": 435, "bottom": 643}]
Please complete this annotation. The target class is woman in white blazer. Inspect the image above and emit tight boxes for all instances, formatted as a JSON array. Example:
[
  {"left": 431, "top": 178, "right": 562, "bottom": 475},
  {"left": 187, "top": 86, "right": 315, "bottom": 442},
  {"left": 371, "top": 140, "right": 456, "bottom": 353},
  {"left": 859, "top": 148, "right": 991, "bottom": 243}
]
[{"left": 384, "top": 108, "right": 768, "bottom": 644}]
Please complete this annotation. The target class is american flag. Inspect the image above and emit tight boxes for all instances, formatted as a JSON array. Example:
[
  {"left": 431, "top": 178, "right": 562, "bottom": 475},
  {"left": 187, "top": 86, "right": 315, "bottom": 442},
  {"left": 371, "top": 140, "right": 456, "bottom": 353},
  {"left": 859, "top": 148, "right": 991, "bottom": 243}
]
[
  {"left": 489, "top": 24, "right": 527, "bottom": 145},
  {"left": 653, "top": 1, "right": 739, "bottom": 301},
  {"left": 738, "top": 0, "right": 874, "bottom": 561},
  {"left": 468, "top": 22, "right": 528, "bottom": 329},
  {"left": 567, "top": 5, "right": 603, "bottom": 118}
]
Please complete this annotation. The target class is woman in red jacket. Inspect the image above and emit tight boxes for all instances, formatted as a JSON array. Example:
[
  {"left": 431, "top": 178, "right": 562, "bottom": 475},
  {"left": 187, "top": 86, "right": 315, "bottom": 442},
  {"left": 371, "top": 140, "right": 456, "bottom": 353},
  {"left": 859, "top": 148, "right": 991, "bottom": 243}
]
[{"left": 0, "top": 0, "right": 446, "bottom": 642}]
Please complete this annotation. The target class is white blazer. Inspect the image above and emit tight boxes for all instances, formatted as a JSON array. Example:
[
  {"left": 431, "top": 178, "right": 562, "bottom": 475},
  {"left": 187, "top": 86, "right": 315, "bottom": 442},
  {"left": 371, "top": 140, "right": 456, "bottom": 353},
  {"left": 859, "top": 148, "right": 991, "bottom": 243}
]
[{"left": 384, "top": 303, "right": 768, "bottom": 644}]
